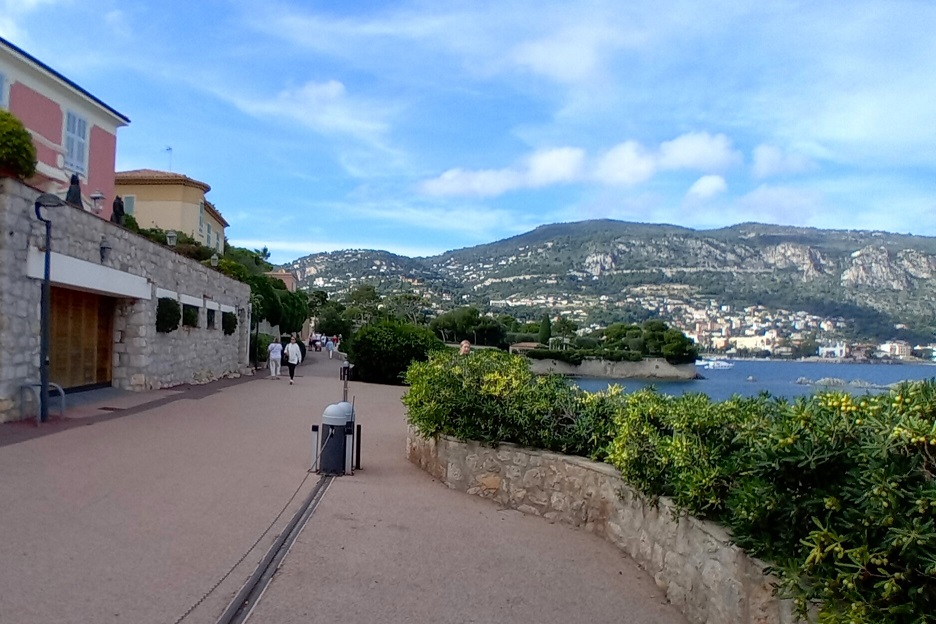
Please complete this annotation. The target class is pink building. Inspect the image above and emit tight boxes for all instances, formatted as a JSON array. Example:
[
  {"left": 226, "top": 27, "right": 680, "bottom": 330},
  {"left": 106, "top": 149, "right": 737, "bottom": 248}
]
[{"left": 0, "top": 36, "right": 129, "bottom": 218}]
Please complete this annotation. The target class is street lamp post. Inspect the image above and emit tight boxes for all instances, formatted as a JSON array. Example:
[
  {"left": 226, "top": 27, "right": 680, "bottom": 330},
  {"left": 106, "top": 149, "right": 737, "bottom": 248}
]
[{"left": 34, "top": 193, "right": 66, "bottom": 423}]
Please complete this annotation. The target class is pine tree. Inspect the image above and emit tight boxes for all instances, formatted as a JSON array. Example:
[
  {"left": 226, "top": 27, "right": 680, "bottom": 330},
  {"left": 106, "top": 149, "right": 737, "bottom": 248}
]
[{"left": 538, "top": 314, "right": 552, "bottom": 346}]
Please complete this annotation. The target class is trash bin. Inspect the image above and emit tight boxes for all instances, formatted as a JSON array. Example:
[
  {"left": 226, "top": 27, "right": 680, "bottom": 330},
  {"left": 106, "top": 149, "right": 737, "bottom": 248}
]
[{"left": 320, "top": 402, "right": 353, "bottom": 475}]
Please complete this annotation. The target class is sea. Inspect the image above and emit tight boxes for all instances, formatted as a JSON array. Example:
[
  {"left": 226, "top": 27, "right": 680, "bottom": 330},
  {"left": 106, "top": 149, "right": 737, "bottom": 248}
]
[{"left": 574, "top": 360, "right": 936, "bottom": 402}]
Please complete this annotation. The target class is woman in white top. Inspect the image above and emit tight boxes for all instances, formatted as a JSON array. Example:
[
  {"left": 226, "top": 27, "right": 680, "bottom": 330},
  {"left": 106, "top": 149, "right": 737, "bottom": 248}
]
[
  {"left": 284, "top": 335, "right": 303, "bottom": 384},
  {"left": 267, "top": 340, "right": 283, "bottom": 379}
]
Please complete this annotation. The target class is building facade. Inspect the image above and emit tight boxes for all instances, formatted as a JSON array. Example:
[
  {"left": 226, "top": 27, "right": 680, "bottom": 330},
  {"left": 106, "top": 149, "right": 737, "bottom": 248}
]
[
  {"left": 0, "top": 36, "right": 129, "bottom": 218},
  {"left": 0, "top": 40, "right": 251, "bottom": 423},
  {"left": 0, "top": 178, "right": 251, "bottom": 422},
  {"left": 115, "top": 169, "right": 227, "bottom": 253}
]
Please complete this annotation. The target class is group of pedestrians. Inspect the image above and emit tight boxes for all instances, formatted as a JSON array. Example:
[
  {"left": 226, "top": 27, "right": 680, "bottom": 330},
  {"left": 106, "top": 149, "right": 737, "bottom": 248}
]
[
  {"left": 308, "top": 332, "right": 341, "bottom": 359},
  {"left": 267, "top": 335, "right": 304, "bottom": 385}
]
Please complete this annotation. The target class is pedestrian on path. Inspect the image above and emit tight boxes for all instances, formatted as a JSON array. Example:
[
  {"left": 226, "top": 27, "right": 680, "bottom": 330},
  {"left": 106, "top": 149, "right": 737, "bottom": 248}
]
[
  {"left": 325, "top": 336, "right": 335, "bottom": 359},
  {"left": 459, "top": 339, "right": 472, "bottom": 355},
  {"left": 284, "top": 335, "right": 303, "bottom": 384},
  {"left": 268, "top": 340, "right": 283, "bottom": 379}
]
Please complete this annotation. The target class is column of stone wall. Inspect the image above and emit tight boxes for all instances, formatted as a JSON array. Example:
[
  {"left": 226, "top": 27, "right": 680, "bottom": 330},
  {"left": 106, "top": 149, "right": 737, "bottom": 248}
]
[{"left": 0, "top": 180, "right": 42, "bottom": 421}]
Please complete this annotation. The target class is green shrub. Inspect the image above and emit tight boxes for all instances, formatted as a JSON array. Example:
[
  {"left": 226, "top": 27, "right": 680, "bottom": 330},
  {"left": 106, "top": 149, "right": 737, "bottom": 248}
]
[
  {"left": 525, "top": 348, "right": 583, "bottom": 365},
  {"left": 222, "top": 311, "right": 237, "bottom": 335},
  {"left": 726, "top": 385, "right": 936, "bottom": 622},
  {"left": 122, "top": 214, "right": 140, "bottom": 231},
  {"left": 347, "top": 321, "right": 443, "bottom": 385},
  {"left": 403, "top": 349, "right": 617, "bottom": 459},
  {"left": 182, "top": 304, "right": 199, "bottom": 328},
  {"left": 0, "top": 110, "right": 37, "bottom": 179},
  {"left": 253, "top": 332, "right": 275, "bottom": 362},
  {"left": 156, "top": 298, "right": 181, "bottom": 333},
  {"left": 506, "top": 332, "right": 538, "bottom": 344}
]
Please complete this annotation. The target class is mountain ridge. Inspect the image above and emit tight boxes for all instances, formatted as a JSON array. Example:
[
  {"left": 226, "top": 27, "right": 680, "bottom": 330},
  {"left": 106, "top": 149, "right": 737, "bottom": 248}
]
[{"left": 282, "top": 220, "right": 936, "bottom": 341}]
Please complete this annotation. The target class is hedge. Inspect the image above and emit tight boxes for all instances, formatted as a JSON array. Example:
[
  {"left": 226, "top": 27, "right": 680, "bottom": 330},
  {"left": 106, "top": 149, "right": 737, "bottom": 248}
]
[{"left": 402, "top": 349, "right": 936, "bottom": 623}]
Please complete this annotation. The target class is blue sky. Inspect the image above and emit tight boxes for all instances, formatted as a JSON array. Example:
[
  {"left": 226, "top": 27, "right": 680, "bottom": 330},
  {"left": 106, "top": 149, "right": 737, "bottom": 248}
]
[{"left": 3, "top": 1, "right": 935, "bottom": 263}]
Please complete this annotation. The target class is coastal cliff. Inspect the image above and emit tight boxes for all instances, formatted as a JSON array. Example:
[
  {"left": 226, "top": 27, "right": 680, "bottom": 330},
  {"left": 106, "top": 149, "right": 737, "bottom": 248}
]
[{"left": 527, "top": 357, "right": 697, "bottom": 380}]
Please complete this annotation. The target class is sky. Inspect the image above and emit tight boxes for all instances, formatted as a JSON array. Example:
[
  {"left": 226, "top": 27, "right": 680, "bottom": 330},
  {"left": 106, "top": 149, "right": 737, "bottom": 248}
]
[{"left": 3, "top": 1, "right": 935, "bottom": 264}]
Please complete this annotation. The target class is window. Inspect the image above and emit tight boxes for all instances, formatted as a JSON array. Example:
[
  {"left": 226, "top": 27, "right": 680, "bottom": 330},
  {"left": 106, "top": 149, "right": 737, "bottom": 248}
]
[
  {"left": 64, "top": 111, "right": 88, "bottom": 175},
  {"left": 206, "top": 223, "right": 212, "bottom": 244},
  {"left": 0, "top": 71, "right": 7, "bottom": 109},
  {"left": 215, "top": 232, "right": 221, "bottom": 251},
  {"left": 182, "top": 304, "right": 199, "bottom": 328},
  {"left": 207, "top": 309, "right": 216, "bottom": 330},
  {"left": 199, "top": 202, "right": 204, "bottom": 234},
  {"left": 123, "top": 195, "right": 135, "bottom": 215}
]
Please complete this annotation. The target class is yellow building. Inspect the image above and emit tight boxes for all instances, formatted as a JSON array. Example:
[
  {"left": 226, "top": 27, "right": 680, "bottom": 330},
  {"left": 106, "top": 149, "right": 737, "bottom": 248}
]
[{"left": 114, "top": 169, "right": 228, "bottom": 253}]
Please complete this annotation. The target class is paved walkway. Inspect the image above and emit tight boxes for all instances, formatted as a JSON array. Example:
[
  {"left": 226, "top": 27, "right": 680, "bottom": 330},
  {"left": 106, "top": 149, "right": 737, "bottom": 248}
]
[{"left": 0, "top": 351, "right": 686, "bottom": 624}]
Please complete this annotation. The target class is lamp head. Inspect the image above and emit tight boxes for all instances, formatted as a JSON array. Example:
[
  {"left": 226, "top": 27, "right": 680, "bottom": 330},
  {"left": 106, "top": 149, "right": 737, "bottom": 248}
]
[{"left": 34, "top": 193, "right": 66, "bottom": 221}]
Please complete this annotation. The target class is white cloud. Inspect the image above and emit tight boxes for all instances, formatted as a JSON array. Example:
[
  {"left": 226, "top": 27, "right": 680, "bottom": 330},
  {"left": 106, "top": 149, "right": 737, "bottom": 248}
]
[
  {"left": 226, "top": 80, "right": 389, "bottom": 144},
  {"left": 420, "top": 168, "right": 523, "bottom": 198},
  {"left": 421, "top": 132, "right": 744, "bottom": 196},
  {"left": 511, "top": 24, "right": 623, "bottom": 84},
  {"left": 593, "top": 141, "right": 657, "bottom": 186},
  {"left": 525, "top": 147, "right": 586, "bottom": 186},
  {"left": 0, "top": 0, "right": 60, "bottom": 41},
  {"left": 658, "top": 132, "right": 742, "bottom": 171},
  {"left": 421, "top": 147, "right": 584, "bottom": 197},
  {"left": 687, "top": 175, "right": 727, "bottom": 199},
  {"left": 752, "top": 144, "right": 815, "bottom": 179}
]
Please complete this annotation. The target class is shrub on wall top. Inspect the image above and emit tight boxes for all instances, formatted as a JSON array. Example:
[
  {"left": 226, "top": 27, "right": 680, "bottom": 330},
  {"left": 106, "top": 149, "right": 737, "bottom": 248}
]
[
  {"left": 156, "top": 298, "right": 181, "bottom": 333},
  {"left": 0, "top": 110, "right": 37, "bottom": 179},
  {"left": 222, "top": 311, "right": 237, "bottom": 336}
]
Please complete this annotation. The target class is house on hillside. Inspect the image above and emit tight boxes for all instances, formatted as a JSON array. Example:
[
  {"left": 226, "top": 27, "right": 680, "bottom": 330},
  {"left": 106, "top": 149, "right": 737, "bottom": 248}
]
[
  {"left": 0, "top": 35, "right": 129, "bottom": 216},
  {"left": 265, "top": 269, "right": 298, "bottom": 292},
  {"left": 115, "top": 169, "right": 227, "bottom": 253},
  {"left": 0, "top": 40, "right": 251, "bottom": 423}
]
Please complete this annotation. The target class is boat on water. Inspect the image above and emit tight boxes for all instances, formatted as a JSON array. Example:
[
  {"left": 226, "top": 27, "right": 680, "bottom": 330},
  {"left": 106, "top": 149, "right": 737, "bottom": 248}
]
[{"left": 698, "top": 359, "right": 735, "bottom": 370}]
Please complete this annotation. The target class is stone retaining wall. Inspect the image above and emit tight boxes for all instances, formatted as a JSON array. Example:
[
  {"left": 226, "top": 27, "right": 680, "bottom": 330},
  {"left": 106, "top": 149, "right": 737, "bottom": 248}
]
[
  {"left": 527, "top": 357, "right": 697, "bottom": 380},
  {"left": 407, "top": 429, "right": 800, "bottom": 624}
]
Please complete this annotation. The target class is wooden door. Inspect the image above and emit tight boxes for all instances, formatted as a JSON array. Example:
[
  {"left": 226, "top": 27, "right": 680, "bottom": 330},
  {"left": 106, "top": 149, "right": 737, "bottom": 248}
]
[{"left": 50, "top": 287, "right": 114, "bottom": 390}]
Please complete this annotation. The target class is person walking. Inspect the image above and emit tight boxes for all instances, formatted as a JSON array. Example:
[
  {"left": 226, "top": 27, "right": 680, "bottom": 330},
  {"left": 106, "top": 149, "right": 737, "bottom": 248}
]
[
  {"left": 325, "top": 336, "right": 335, "bottom": 359},
  {"left": 284, "top": 335, "right": 303, "bottom": 385},
  {"left": 267, "top": 339, "right": 283, "bottom": 379}
]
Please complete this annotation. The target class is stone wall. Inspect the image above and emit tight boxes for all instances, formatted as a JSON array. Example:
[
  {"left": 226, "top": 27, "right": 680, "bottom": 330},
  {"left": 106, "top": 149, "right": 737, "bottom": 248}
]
[
  {"left": 0, "top": 178, "right": 252, "bottom": 421},
  {"left": 407, "top": 430, "right": 801, "bottom": 624},
  {"left": 527, "top": 356, "right": 697, "bottom": 380}
]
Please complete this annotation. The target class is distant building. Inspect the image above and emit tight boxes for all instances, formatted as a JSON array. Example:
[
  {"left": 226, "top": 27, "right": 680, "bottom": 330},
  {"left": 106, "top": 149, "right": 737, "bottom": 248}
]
[
  {"left": 879, "top": 341, "right": 912, "bottom": 358},
  {"left": 115, "top": 169, "right": 228, "bottom": 253},
  {"left": 818, "top": 342, "right": 848, "bottom": 358},
  {"left": 265, "top": 269, "right": 299, "bottom": 292}
]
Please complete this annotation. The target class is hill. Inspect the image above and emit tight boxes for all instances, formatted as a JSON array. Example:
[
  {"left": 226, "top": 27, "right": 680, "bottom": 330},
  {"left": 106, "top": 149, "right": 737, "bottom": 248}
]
[{"left": 283, "top": 220, "right": 936, "bottom": 342}]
